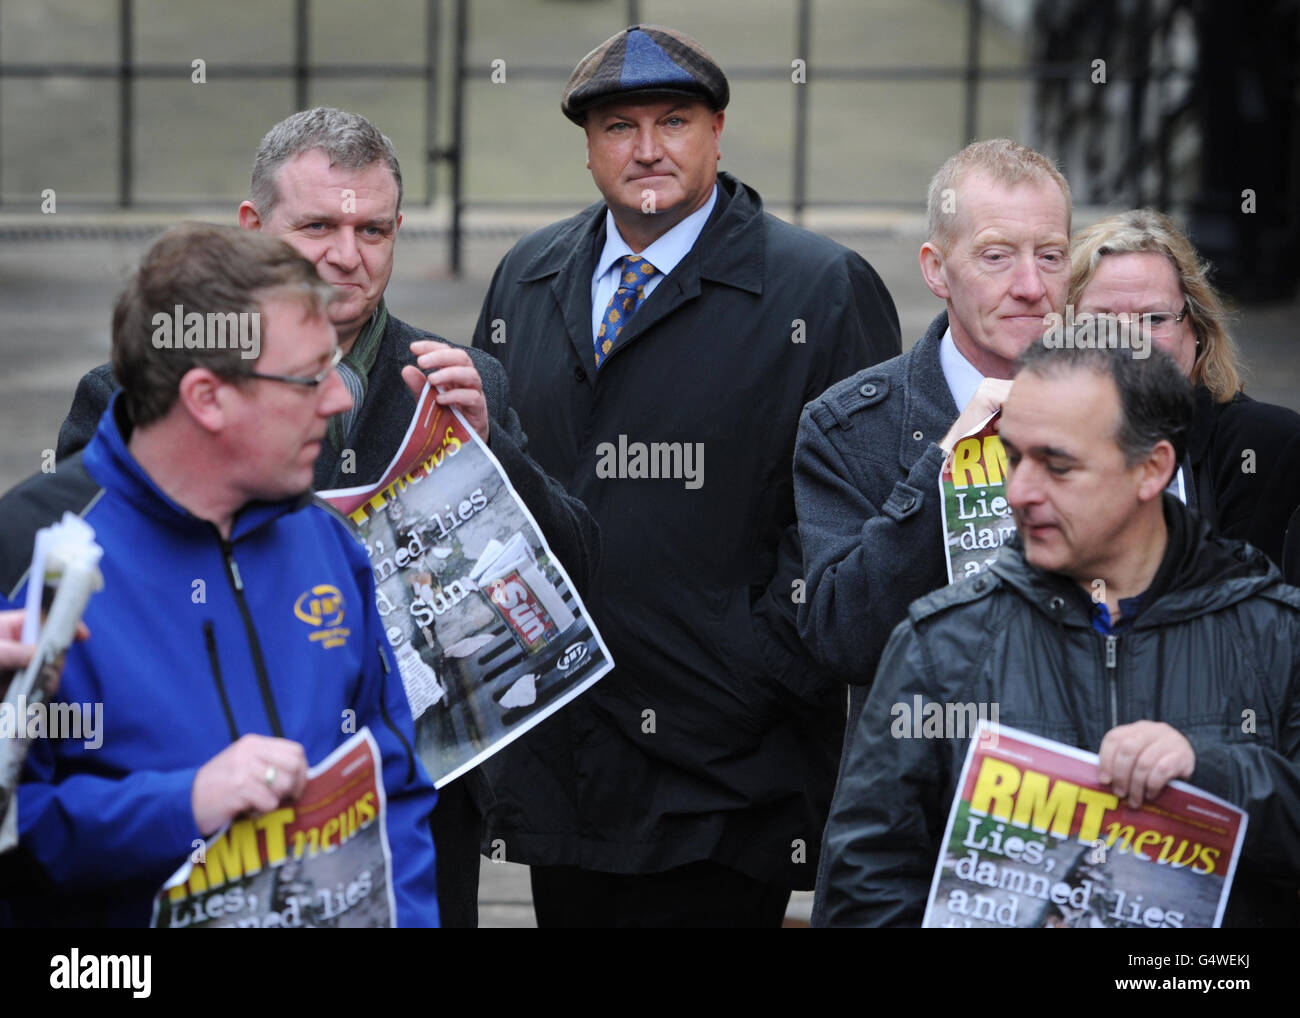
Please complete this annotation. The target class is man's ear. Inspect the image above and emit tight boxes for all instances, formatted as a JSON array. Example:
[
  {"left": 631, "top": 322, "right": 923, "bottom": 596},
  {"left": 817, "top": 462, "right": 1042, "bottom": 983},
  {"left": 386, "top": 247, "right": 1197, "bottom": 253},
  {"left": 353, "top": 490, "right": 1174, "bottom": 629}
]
[
  {"left": 176, "top": 367, "right": 230, "bottom": 435},
  {"left": 1137, "top": 439, "right": 1178, "bottom": 502},
  {"left": 395, "top": 211, "right": 403, "bottom": 235},
  {"left": 711, "top": 109, "right": 725, "bottom": 157},
  {"left": 237, "top": 201, "right": 263, "bottom": 231},
  {"left": 919, "top": 241, "right": 949, "bottom": 301}
]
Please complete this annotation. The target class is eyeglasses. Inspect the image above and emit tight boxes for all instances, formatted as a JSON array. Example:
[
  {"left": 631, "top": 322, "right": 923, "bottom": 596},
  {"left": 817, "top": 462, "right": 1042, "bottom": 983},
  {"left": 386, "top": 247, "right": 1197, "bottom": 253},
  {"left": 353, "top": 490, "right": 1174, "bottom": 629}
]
[
  {"left": 1088, "top": 305, "right": 1189, "bottom": 335},
  {"left": 244, "top": 345, "right": 344, "bottom": 388},
  {"left": 1142, "top": 304, "right": 1190, "bottom": 333}
]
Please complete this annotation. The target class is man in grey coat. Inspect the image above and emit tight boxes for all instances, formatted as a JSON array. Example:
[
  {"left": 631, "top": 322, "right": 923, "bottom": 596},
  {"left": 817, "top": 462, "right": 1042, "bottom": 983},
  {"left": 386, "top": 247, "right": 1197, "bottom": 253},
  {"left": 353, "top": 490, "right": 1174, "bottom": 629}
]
[
  {"left": 793, "top": 139, "right": 1071, "bottom": 922},
  {"left": 51, "top": 107, "right": 598, "bottom": 928}
]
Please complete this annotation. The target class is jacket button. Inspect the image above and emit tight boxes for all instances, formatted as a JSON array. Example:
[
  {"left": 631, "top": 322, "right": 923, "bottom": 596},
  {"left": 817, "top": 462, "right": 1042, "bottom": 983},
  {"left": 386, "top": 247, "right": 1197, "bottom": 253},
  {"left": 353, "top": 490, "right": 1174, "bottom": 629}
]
[
  {"left": 898, "top": 494, "right": 916, "bottom": 511},
  {"left": 860, "top": 383, "right": 877, "bottom": 398},
  {"left": 974, "top": 578, "right": 987, "bottom": 592},
  {"left": 913, "top": 430, "right": 923, "bottom": 441},
  {"left": 574, "top": 365, "right": 587, "bottom": 382}
]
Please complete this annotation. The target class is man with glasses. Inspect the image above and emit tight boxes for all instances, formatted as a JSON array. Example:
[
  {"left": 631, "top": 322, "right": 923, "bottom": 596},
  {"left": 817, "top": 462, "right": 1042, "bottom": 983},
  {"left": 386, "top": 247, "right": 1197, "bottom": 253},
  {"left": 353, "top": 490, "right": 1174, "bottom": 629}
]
[
  {"left": 51, "top": 106, "right": 598, "bottom": 926},
  {"left": 0, "top": 224, "right": 441, "bottom": 926}
]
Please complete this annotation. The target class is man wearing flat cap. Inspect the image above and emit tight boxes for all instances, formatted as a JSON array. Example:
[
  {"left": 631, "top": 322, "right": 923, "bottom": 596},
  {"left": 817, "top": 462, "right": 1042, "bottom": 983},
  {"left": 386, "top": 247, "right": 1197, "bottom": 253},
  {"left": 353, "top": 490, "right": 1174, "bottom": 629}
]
[{"left": 473, "top": 25, "right": 901, "bottom": 926}]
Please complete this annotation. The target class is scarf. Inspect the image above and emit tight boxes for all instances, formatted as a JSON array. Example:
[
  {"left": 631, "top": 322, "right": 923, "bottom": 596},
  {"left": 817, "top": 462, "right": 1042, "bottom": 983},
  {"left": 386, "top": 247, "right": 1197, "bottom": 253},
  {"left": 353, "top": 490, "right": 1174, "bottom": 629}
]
[{"left": 328, "top": 299, "right": 389, "bottom": 452}]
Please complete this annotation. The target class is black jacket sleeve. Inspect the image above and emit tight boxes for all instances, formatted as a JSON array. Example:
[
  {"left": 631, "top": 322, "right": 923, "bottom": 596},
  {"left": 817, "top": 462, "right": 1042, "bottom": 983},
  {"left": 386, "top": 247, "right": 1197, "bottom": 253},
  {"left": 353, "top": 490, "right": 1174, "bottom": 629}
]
[
  {"left": 1196, "top": 392, "right": 1300, "bottom": 574},
  {"left": 746, "top": 252, "right": 901, "bottom": 706},
  {"left": 0, "top": 455, "right": 101, "bottom": 600},
  {"left": 820, "top": 617, "right": 952, "bottom": 926},
  {"left": 474, "top": 348, "right": 601, "bottom": 599},
  {"left": 56, "top": 365, "right": 117, "bottom": 461},
  {"left": 1185, "top": 587, "right": 1300, "bottom": 882},
  {"left": 1286, "top": 504, "right": 1300, "bottom": 585}
]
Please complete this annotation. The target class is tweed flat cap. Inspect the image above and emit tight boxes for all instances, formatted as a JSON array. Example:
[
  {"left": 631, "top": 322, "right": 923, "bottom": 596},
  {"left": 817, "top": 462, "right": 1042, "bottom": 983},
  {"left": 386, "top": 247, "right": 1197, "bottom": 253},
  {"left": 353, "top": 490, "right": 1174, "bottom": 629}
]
[{"left": 561, "top": 25, "right": 729, "bottom": 124}]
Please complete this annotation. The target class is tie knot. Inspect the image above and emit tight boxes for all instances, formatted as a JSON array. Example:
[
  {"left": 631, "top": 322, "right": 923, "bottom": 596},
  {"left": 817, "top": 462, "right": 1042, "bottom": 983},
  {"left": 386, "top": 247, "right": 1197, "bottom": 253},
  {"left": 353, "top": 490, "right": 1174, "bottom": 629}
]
[{"left": 620, "top": 255, "right": 658, "bottom": 285}]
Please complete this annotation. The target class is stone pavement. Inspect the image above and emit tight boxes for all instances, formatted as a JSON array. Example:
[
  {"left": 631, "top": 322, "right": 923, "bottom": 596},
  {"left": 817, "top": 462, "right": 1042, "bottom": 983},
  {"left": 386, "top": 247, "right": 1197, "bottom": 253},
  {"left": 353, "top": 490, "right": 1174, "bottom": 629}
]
[{"left": 476, "top": 858, "right": 814, "bottom": 927}]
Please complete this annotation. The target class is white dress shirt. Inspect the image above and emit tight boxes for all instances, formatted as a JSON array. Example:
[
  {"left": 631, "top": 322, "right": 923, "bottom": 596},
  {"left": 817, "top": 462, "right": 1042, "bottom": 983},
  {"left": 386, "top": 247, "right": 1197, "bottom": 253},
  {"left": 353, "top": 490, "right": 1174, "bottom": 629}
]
[
  {"left": 938, "top": 325, "right": 987, "bottom": 413},
  {"left": 590, "top": 183, "right": 719, "bottom": 342}
]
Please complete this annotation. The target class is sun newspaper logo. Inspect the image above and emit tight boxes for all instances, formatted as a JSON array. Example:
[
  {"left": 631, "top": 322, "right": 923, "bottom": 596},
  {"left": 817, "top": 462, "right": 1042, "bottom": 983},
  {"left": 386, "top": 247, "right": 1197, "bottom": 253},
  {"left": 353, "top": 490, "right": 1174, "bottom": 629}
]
[
  {"left": 293, "top": 584, "right": 350, "bottom": 649},
  {"left": 50, "top": 949, "right": 151, "bottom": 998}
]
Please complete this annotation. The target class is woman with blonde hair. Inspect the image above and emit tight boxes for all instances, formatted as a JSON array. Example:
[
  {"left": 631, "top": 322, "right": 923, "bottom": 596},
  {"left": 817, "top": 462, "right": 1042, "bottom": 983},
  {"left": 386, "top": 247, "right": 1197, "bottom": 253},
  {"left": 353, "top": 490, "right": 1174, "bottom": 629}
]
[{"left": 1070, "top": 209, "right": 1300, "bottom": 579}]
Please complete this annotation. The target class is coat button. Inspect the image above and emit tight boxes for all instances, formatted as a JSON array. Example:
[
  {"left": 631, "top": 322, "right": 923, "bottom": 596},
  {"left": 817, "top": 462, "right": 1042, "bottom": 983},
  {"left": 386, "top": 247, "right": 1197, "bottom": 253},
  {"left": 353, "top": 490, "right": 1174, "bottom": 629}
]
[
  {"left": 974, "top": 578, "right": 987, "bottom": 593},
  {"left": 574, "top": 364, "right": 587, "bottom": 382},
  {"left": 898, "top": 494, "right": 916, "bottom": 511},
  {"left": 913, "top": 430, "right": 923, "bottom": 441},
  {"left": 859, "top": 382, "right": 877, "bottom": 398}
]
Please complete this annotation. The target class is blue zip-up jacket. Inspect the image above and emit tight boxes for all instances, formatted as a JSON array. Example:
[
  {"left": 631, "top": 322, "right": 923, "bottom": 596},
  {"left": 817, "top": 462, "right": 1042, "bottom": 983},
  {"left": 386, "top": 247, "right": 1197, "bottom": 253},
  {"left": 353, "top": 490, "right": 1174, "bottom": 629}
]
[{"left": 0, "top": 394, "right": 439, "bottom": 927}]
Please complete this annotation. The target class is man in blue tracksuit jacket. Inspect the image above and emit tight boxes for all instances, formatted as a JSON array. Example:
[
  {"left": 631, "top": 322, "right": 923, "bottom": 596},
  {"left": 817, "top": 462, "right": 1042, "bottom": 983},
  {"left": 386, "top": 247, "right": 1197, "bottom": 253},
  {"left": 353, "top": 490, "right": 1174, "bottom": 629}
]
[{"left": 0, "top": 223, "right": 439, "bottom": 926}]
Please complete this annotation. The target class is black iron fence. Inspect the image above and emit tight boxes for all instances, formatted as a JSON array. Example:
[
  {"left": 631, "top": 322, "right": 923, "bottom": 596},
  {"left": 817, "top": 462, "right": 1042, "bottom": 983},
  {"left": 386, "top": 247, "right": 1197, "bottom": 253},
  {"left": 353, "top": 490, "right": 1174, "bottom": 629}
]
[{"left": 3, "top": 0, "right": 1292, "bottom": 293}]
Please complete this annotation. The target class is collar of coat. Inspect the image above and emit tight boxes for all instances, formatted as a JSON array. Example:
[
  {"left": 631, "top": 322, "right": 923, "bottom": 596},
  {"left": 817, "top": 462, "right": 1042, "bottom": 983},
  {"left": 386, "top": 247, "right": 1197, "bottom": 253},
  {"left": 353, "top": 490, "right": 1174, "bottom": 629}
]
[
  {"left": 898, "top": 310, "right": 960, "bottom": 472},
  {"left": 88, "top": 390, "right": 314, "bottom": 541},
  {"left": 517, "top": 170, "right": 765, "bottom": 295},
  {"left": 514, "top": 172, "right": 765, "bottom": 374},
  {"left": 987, "top": 493, "right": 1279, "bottom": 628}
]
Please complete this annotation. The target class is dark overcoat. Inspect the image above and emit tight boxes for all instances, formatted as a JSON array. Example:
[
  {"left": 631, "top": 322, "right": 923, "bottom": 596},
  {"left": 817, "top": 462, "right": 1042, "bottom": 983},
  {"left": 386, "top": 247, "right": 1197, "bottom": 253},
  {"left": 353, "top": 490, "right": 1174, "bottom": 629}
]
[{"left": 471, "top": 171, "right": 901, "bottom": 887}]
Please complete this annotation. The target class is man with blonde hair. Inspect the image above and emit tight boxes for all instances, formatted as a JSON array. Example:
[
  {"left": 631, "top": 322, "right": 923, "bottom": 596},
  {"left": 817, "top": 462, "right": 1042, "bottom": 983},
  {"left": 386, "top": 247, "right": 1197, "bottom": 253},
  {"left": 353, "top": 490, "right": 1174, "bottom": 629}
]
[
  {"left": 1070, "top": 209, "right": 1300, "bottom": 579},
  {"left": 794, "top": 138, "right": 1071, "bottom": 923}
]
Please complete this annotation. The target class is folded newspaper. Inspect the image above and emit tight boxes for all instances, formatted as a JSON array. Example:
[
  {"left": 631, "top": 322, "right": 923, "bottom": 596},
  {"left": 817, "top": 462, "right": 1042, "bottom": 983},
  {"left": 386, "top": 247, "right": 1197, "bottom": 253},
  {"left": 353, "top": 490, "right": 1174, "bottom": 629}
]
[
  {"left": 940, "top": 412, "right": 1012, "bottom": 582},
  {"left": 320, "top": 385, "right": 612, "bottom": 787},
  {"left": 940, "top": 412, "right": 1189, "bottom": 583},
  {"left": 923, "top": 723, "right": 1246, "bottom": 928},
  {"left": 152, "top": 729, "right": 394, "bottom": 928},
  {"left": 0, "top": 514, "right": 103, "bottom": 853}
]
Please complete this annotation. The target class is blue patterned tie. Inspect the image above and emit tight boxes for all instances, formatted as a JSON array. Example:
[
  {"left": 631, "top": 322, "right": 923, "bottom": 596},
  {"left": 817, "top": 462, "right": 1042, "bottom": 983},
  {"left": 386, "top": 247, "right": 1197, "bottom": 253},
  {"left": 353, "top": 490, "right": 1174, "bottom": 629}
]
[{"left": 595, "top": 255, "right": 658, "bottom": 368}]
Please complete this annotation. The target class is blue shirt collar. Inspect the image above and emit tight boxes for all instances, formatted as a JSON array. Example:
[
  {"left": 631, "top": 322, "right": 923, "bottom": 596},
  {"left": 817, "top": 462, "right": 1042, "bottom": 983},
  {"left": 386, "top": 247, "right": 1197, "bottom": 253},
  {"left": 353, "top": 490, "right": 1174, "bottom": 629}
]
[
  {"left": 1090, "top": 594, "right": 1145, "bottom": 635},
  {"left": 594, "top": 182, "right": 719, "bottom": 281}
]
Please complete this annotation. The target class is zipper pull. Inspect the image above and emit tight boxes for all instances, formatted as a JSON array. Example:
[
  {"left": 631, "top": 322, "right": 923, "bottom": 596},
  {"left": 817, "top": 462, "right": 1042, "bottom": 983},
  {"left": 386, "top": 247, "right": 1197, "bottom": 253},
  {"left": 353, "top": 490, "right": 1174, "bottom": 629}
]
[
  {"left": 1104, "top": 633, "right": 1120, "bottom": 729},
  {"left": 222, "top": 543, "right": 244, "bottom": 591}
]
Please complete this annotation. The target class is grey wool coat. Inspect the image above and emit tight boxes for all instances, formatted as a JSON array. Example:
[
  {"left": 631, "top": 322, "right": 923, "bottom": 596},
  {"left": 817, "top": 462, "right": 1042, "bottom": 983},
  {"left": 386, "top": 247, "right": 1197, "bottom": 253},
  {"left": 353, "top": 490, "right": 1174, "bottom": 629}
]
[{"left": 794, "top": 310, "right": 961, "bottom": 701}]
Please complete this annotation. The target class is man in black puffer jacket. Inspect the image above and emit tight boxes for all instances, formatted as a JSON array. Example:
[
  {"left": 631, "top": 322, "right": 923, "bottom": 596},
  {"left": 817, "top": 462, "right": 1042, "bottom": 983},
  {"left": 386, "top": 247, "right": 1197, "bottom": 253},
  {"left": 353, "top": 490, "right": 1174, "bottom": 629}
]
[{"left": 822, "top": 342, "right": 1300, "bottom": 928}]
